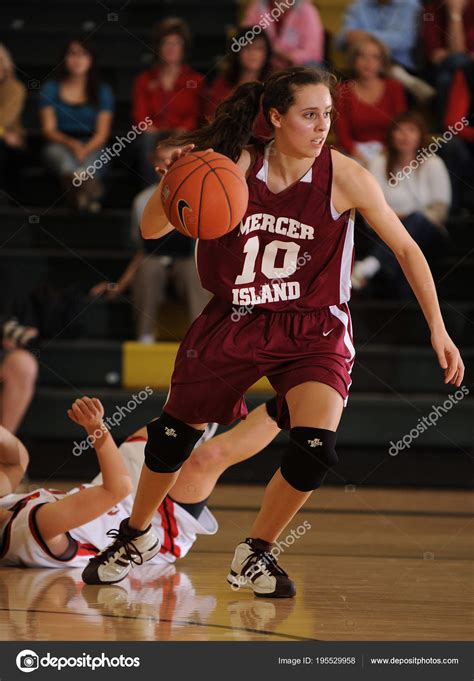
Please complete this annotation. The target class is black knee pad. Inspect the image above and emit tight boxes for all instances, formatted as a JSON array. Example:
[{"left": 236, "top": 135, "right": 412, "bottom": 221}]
[
  {"left": 281, "top": 427, "right": 338, "bottom": 492},
  {"left": 144, "top": 412, "right": 205, "bottom": 473},
  {"left": 265, "top": 396, "right": 278, "bottom": 421}
]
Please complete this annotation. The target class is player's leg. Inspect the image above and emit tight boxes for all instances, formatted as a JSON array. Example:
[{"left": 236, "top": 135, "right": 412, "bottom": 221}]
[
  {"left": 127, "top": 416, "right": 207, "bottom": 532},
  {"left": 0, "top": 349, "right": 38, "bottom": 434},
  {"left": 0, "top": 425, "right": 30, "bottom": 496},
  {"left": 228, "top": 382, "right": 343, "bottom": 598},
  {"left": 168, "top": 400, "right": 280, "bottom": 508}
]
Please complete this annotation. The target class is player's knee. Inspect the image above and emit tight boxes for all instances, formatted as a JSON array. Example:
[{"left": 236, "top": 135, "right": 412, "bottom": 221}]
[
  {"left": 281, "top": 427, "right": 338, "bottom": 492},
  {"left": 3, "top": 349, "right": 38, "bottom": 384},
  {"left": 144, "top": 412, "right": 206, "bottom": 474},
  {"left": 187, "top": 440, "right": 227, "bottom": 474}
]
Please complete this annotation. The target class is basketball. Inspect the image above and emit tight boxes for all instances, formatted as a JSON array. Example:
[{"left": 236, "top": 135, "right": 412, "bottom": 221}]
[{"left": 160, "top": 150, "right": 249, "bottom": 239}]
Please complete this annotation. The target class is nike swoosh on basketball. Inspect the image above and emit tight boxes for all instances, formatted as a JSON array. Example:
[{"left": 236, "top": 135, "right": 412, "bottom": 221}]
[
  {"left": 323, "top": 328, "right": 334, "bottom": 337},
  {"left": 177, "top": 199, "right": 192, "bottom": 234}
]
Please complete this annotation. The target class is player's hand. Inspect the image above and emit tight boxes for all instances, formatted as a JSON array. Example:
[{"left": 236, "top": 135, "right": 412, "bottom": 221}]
[
  {"left": 67, "top": 397, "right": 105, "bottom": 432},
  {"left": 155, "top": 144, "right": 214, "bottom": 176},
  {"left": 431, "top": 329, "right": 465, "bottom": 386}
]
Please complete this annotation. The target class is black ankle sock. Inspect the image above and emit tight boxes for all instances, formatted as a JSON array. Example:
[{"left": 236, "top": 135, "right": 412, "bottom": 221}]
[{"left": 169, "top": 495, "right": 209, "bottom": 520}]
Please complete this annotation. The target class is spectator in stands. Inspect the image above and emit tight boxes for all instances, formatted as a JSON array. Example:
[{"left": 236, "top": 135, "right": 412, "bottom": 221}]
[
  {"left": 90, "top": 140, "right": 209, "bottom": 343},
  {"left": 441, "top": 62, "right": 474, "bottom": 211},
  {"left": 39, "top": 38, "right": 114, "bottom": 212},
  {"left": 336, "top": 35, "right": 407, "bottom": 166},
  {"left": 0, "top": 44, "right": 26, "bottom": 203},
  {"left": 241, "top": 0, "right": 325, "bottom": 69},
  {"left": 0, "top": 318, "right": 38, "bottom": 434},
  {"left": 352, "top": 111, "right": 451, "bottom": 298},
  {"left": 423, "top": 0, "right": 474, "bottom": 124},
  {"left": 203, "top": 27, "right": 272, "bottom": 137},
  {"left": 336, "top": 0, "right": 435, "bottom": 102},
  {"left": 132, "top": 18, "right": 203, "bottom": 186}
]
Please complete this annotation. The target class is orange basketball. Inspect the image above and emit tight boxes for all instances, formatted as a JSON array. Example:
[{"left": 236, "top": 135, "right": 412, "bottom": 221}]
[{"left": 160, "top": 150, "right": 249, "bottom": 239}]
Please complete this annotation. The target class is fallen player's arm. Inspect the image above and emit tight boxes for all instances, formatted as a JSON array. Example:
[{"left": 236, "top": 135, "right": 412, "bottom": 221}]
[{"left": 35, "top": 398, "right": 133, "bottom": 541}]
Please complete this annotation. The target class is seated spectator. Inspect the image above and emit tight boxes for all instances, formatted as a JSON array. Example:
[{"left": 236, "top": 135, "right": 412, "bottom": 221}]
[
  {"left": 203, "top": 27, "right": 272, "bottom": 137},
  {"left": 0, "top": 318, "right": 38, "bottom": 434},
  {"left": 336, "top": 0, "right": 435, "bottom": 102},
  {"left": 0, "top": 44, "right": 26, "bottom": 203},
  {"left": 241, "top": 0, "right": 324, "bottom": 69},
  {"left": 423, "top": 0, "right": 474, "bottom": 125},
  {"left": 336, "top": 0, "right": 420, "bottom": 70},
  {"left": 441, "top": 61, "right": 474, "bottom": 211},
  {"left": 39, "top": 38, "right": 114, "bottom": 212},
  {"left": 90, "top": 141, "right": 210, "bottom": 343},
  {"left": 132, "top": 18, "right": 203, "bottom": 186},
  {"left": 336, "top": 35, "right": 407, "bottom": 166},
  {"left": 352, "top": 112, "right": 451, "bottom": 298}
]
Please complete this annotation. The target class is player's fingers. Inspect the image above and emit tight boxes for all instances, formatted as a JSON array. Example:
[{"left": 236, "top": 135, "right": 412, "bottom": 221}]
[
  {"left": 73, "top": 399, "right": 88, "bottom": 417},
  {"left": 68, "top": 407, "right": 81, "bottom": 424},
  {"left": 83, "top": 396, "right": 96, "bottom": 413},
  {"left": 453, "top": 360, "right": 465, "bottom": 387},
  {"left": 444, "top": 349, "right": 459, "bottom": 384},
  {"left": 92, "top": 398, "right": 104, "bottom": 416}
]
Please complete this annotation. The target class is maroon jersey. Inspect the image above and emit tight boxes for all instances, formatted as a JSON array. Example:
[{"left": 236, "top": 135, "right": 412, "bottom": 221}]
[{"left": 196, "top": 139, "right": 355, "bottom": 312}]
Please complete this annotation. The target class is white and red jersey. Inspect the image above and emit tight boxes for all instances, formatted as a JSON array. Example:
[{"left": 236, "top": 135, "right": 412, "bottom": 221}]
[
  {"left": 0, "top": 436, "right": 218, "bottom": 569},
  {"left": 196, "top": 139, "right": 355, "bottom": 311}
]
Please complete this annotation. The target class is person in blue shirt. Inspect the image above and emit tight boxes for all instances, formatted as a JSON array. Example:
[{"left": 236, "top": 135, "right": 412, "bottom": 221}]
[
  {"left": 336, "top": 0, "right": 435, "bottom": 102},
  {"left": 39, "top": 38, "right": 114, "bottom": 212}
]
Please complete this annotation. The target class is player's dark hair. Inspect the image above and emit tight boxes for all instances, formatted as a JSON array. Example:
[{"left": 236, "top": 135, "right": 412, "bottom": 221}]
[{"left": 173, "top": 66, "right": 338, "bottom": 162}]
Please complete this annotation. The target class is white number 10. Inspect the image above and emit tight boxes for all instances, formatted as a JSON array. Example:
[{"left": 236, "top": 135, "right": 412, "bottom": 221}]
[{"left": 234, "top": 236, "right": 301, "bottom": 285}]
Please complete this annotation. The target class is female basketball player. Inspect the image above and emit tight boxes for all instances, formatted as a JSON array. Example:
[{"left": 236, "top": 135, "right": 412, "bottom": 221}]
[
  {"left": 0, "top": 398, "right": 279, "bottom": 569},
  {"left": 83, "top": 67, "right": 464, "bottom": 597}
]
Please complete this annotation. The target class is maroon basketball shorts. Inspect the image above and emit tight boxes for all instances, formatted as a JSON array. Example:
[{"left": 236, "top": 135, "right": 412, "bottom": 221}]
[{"left": 164, "top": 297, "right": 355, "bottom": 430}]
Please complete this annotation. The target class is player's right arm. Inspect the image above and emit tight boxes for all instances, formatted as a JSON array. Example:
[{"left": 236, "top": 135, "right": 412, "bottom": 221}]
[
  {"left": 35, "top": 398, "right": 133, "bottom": 542},
  {"left": 141, "top": 144, "right": 253, "bottom": 239}
]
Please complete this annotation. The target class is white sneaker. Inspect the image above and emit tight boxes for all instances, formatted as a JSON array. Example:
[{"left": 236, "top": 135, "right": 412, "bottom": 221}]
[
  {"left": 227, "top": 538, "right": 296, "bottom": 598},
  {"left": 82, "top": 518, "right": 161, "bottom": 585}
]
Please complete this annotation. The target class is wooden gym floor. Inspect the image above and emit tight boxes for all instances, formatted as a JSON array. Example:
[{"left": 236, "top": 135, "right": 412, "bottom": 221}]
[{"left": 0, "top": 485, "right": 472, "bottom": 641}]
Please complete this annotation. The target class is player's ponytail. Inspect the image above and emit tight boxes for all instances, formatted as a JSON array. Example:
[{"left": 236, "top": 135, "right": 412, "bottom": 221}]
[{"left": 173, "top": 81, "right": 265, "bottom": 162}]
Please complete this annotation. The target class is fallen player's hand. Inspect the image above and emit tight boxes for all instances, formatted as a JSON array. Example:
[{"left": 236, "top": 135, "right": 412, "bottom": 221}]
[{"left": 67, "top": 397, "right": 105, "bottom": 433}]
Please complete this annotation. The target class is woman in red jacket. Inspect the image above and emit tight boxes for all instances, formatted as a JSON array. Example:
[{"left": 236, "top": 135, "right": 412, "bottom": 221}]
[
  {"left": 336, "top": 34, "right": 407, "bottom": 167},
  {"left": 132, "top": 18, "right": 203, "bottom": 185},
  {"left": 202, "top": 27, "right": 273, "bottom": 138}
]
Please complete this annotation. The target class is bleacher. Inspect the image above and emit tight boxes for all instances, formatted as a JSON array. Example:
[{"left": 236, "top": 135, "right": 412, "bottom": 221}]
[{"left": 1, "top": 0, "right": 472, "bottom": 487}]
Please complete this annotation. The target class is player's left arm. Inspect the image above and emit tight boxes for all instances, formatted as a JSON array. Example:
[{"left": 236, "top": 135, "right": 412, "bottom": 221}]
[{"left": 333, "top": 154, "right": 464, "bottom": 387}]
